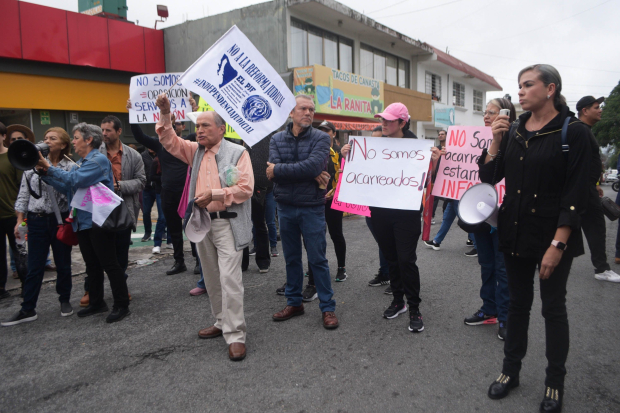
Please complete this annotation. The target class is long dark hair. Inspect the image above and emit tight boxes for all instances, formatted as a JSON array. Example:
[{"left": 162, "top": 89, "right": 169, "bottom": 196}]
[
  {"left": 518, "top": 64, "right": 567, "bottom": 111},
  {"left": 399, "top": 118, "right": 411, "bottom": 132}
]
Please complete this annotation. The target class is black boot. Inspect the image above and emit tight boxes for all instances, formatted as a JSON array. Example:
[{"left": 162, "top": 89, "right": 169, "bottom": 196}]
[
  {"left": 488, "top": 373, "right": 519, "bottom": 400},
  {"left": 166, "top": 261, "right": 187, "bottom": 275},
  {"left": 540, "top": 387, "right": 563, "bottom": 413}
]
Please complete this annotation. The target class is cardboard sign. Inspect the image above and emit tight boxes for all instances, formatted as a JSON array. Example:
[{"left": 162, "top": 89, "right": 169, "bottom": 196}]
[
  {"left": 431, "top": 126, "right": 505, "bottom": 201},
  {"left": 338, "top": 137, "right": 433, "bottom": 210},
  {"left": 178, "top": 25, "right": 296, "bottom": 147},
  {"left": 331, "top": 159, "right": 370, "bottom": 217},
  {"left": 129, "top": 73, "right": 190, "bottom": 124}
]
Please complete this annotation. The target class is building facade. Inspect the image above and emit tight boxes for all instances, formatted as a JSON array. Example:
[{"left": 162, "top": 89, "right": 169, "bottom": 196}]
[{"left": 163, "top": 0, "right": 501, "bottom": 143}]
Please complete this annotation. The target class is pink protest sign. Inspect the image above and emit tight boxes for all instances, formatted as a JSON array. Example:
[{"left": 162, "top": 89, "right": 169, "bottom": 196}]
[
  {"left": 432, "top": 126, "right": 505, "bottom": 202},
  {"left": 331, "top": 159, "right": 371, "bottom": 217}
]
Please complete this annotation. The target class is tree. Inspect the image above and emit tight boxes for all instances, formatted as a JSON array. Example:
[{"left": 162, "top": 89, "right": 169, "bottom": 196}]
[{"left": 593, "top": 80, "right": 620, "bottom": 147}]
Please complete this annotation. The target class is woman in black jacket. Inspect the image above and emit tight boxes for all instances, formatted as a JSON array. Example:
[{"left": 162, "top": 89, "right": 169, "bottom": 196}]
[{"left": 480, "top": 64, "right": 591, "bottom": 413}]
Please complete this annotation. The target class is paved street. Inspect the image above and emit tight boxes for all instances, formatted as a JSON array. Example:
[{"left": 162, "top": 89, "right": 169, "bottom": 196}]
[{"left": 1, "top": 186, "right": 619, "bottom": 413}]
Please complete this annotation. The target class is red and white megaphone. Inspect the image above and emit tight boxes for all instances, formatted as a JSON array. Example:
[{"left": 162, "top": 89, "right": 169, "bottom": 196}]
[{"left": 457, "top": 183, "right": 499, "bottom": 227}]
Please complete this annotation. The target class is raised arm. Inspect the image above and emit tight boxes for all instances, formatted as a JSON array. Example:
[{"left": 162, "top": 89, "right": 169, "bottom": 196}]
[{"left": 155, "top": 94, "right": 198, "bottom": 165}]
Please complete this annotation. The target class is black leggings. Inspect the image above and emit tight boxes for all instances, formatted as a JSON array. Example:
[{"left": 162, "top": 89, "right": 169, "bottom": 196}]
[
  {"left": 325, "top": 200, "right": 346, "bottom": 268},
  {"left": 501, "top": 253, "right": 573, "bottom": 389}
]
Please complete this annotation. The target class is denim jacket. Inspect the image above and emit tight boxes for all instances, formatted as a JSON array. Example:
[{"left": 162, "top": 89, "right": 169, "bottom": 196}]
[{"left": 42, "top": 148, "right": 114, "bottom": 232}]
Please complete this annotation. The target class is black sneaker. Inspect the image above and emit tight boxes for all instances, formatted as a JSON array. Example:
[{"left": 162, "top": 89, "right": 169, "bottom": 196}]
[
  {"left": 498, "top": 321, "right": 507, "bottom": 340},
  {"left": 271, "top": 246, "right": 279, "bottom": 257},
  {"left": 408, "top": 311, "right": 424, "bottom": 332},
  {"left": 368, "top": 272, "right": 389, "bottom": 287},
  {"left": 1, "top": 310, "right": 37, "bottom": 326},
  {"left": 276, "top": 282, "right": 286, "bottom": 295},
  {"left": 384, "top": 286, "right": 393, "bottom": 295},
  {"left": 141, "top": 234, "right": 152, "bottom": 242},
  {"left": 464, "top": 310, "right": 498, "bottom": 325},
  {"left": 60, "top": 302, "right": 73, "bottom": 317},
  {"left": 166, "top": 261, "right": 187, "bottom": 275},
  {"left": 248, "top": 247, "right": 256, "bottom": 256},
  {"left": 106, "top": 307, "right": 130, "bottom": 323},
  {"left": 77, "top": 302, "right": 109, "bottom": 318},
  {"left": 336, "top": 268, "right": 347, "bottom": 282},
  {"left": 383, "top": 301, "right": 407, "bottom": 319},
  {"left": 464, "top": 248, "right": 478, "bottom": 257},
  {"left": 302, "top": 285, "right": 317, "bottom": 302},
  {"left": 423, "top": 240, "right": 441, "bottom": 250},
  {"left": 466, "top": 238, "right": 474, "bottom": 246}
]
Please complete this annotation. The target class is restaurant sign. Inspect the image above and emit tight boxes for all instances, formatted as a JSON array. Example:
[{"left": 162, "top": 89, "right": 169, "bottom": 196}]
[{"left": 293, "top": 65, "right": 384, "bottom": 119}]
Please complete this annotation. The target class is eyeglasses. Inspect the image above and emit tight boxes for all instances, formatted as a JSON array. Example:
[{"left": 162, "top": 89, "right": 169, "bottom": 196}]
[{"left": 483, "top": 110, "right": 498, "bottom": 116}]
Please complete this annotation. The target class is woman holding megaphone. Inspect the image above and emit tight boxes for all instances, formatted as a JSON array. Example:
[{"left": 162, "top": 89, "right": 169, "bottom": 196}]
[
  {"left": 2, "top": 128, "right": 74, "bottom": 326},
  {"left": 479, "top": 65, "right": 592, "bottom": 413}
]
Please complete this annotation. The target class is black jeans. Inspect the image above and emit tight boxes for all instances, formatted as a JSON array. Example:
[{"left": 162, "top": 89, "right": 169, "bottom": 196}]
[
  {"left": 370, "top": 207, "right": 422, "bottom": 311},
  {"left": 161, "top": 188, "right": 185, "bottom": 263},
  {"left": 502, "top": 253, "right": 573, "bottom": 389},
  {"left": 325, "top": 200, "right": 346, "bottom": 268},
  {"left": 21, "top": 213, "right": 72, "bottom": 312},
  {"left": 0, "top": 216, "right": 19, "bottom": 291},
  {"left": 581, "top": 188, "right": 610, "bottom": 274},
  {"left": 77, "top": 226, "right": 129, "bottom": 308},
  {"left": 84, "top": 227, "right": 131, "bottom": 292},
  {"left": 242, "top": 197, "right": 271, "bottom": 271}
]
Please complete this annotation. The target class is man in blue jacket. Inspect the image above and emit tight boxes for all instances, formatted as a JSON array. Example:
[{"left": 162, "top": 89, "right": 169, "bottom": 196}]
[{"left": 267, "top": 95, "right": 339, "bottom": 329}]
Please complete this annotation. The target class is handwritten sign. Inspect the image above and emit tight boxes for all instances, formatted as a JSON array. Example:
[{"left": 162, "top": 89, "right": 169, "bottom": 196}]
[
  {"left": 129, "top": 73, "right": 190, "bottom": 124},
  {"left": 338, "top": 137, "right": 433, "bottom": 210},
  {"left": 331, "top": 159, "right": 370, "bottom": 217},
  {"left": 178, "top": 25, "right": 296, "bottom": 147},
  {"left": 432, "top": 126, "right": 505, "bottom": 201}
]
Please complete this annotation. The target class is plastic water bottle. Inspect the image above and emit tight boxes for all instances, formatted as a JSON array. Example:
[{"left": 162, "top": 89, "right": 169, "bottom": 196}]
[{"left": 16, "top": 222, "right": 27, "bottom": 245}]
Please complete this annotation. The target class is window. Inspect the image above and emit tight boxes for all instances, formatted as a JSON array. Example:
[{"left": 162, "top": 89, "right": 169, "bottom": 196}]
[
  {"left": 473, "top": 90, "right": 483, "bottom": 112},
  {"left": 453, "top": 81, "right": 465, "bottom": 107},
  {"left": 290, "top": 19, "right": 354, "bottom": 72},
  {"left": 360, "top": 44, "right": 409, "bottom": 87},
  {"left": 425, "top": 72, "right": 442, "bottom": 102}
]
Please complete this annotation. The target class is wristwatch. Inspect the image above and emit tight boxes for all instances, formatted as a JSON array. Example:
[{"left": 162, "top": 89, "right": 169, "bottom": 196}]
[{"left": 551, "top": 240, "right": 567, "bottom": 251}]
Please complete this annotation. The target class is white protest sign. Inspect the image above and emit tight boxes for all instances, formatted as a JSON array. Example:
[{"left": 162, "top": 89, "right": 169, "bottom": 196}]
[
  {"left": 178, "top": 25, "right": 296, "bottom": 147},
  {"left": 129, "top": 73, "right": 190, "bottom": 124},
  {"left": 431, "top": 126, "right": 505, "bottom": 201},
  {"left": 70, "top": 183, "right": 122, "bottom": 226},
  {"left": 338, "top": 137, "right": 433, "bottom": 210}
]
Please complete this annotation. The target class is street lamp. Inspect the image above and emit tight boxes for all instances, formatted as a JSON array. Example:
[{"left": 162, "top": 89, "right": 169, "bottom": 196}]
[{"left": 155, "top": 5, "right": 168, "bottom": 29}]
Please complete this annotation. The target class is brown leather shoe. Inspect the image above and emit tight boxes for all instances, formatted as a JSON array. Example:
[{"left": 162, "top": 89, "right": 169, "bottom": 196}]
[
  {"left": 615, "top": 257, "right": 620, "bottom": 265},
  {"left": 272, "top": 304, "right": 305, "bottom": 321},
  {"left": 198, "top": 325, "right": 223, "bottom": 339},
  {"left": 11, "top": 271, "right": 19, "bottom": 279},
  {"left": 228, "top": 342, "right": 246, "bottom": 361},
  {"left": 323, "top": 311, "right": 339, "bottom": 329},
  {"left": 45, "top": 264, "right": 56, "bottom": 272},
  {"left": 79, "top": 292, "right": 89, "bottom": 307}
]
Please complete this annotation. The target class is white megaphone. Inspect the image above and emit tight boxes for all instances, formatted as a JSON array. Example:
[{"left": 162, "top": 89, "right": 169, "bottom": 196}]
[{"left": 457, "top": 183, "right": 499, "bottom": 227}]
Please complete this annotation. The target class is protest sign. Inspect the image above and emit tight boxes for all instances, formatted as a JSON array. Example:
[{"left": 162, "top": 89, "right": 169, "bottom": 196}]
[
  {"left": 337, "top": 137, "right": 433, "bottom": 210},
  {"left": 331, "top": 159, "right": 370, "bottom": 217},
  {"left": 432, "top": 126, "right": 505, "bottom": 201},
  {"left": 129, "top": 73, "right": 190, "bottom": 124},
  {"left": 178, "top": 25, "right": 296, "bottom": 147},
  {"left": 70, "top": 183, "right": 122, "bottom": 226}
]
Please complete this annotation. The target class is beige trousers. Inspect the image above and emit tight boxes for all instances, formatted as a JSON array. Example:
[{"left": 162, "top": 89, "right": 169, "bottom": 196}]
[{"left": 195, "top": 218, "right": 246, "bottom": 344}]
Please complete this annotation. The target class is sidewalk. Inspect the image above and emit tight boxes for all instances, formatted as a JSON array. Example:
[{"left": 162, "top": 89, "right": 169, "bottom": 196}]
[{"left": 4, "top": 212, "right": 193, "bottom": 292}]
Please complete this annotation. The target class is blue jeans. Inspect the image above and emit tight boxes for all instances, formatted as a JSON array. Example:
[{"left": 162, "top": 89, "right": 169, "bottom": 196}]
[
  {"left": 278, "top": 203, "right": 335, "bottom": 312},
  {"left": 365, "top": 216, "right": 389, "bottom": 276},
  {"left": 434, "top": 200, "right": 459, "bottom": 244},
  {"left": 142, "top": 189, "right": 167, "bottom": 247},
  {"left": 21, "top": 214, "right": 72, "bottom": 311},
  {"left": 265, "top": 191, "right": 278, "bottom": 248},
  {"left": 474, "top": 230, "right": 508, "bottom": 322}
]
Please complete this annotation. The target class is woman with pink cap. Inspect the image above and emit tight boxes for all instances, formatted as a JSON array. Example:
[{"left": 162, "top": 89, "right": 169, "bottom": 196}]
[{"left": 342, "top": 103, "right": 442, "bottom": 333}]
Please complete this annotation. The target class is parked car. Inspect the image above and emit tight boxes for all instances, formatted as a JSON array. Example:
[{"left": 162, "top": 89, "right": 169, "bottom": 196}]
[{"left": 606, "top": 171, "right": 618, "bottom": 183}]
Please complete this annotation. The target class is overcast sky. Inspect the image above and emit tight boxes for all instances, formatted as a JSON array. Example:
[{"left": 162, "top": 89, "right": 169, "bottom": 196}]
[{"left": 28, "top": 0, "right": 620, "bottom": 112}]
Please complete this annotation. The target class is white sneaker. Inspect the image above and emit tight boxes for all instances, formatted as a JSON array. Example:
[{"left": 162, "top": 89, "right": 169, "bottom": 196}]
[
  {"left": 594, "top": 270, "right": 620, "bottom": 283},
  {"left": 152, "top": 246, "right": 161, "bottom": 254}
]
